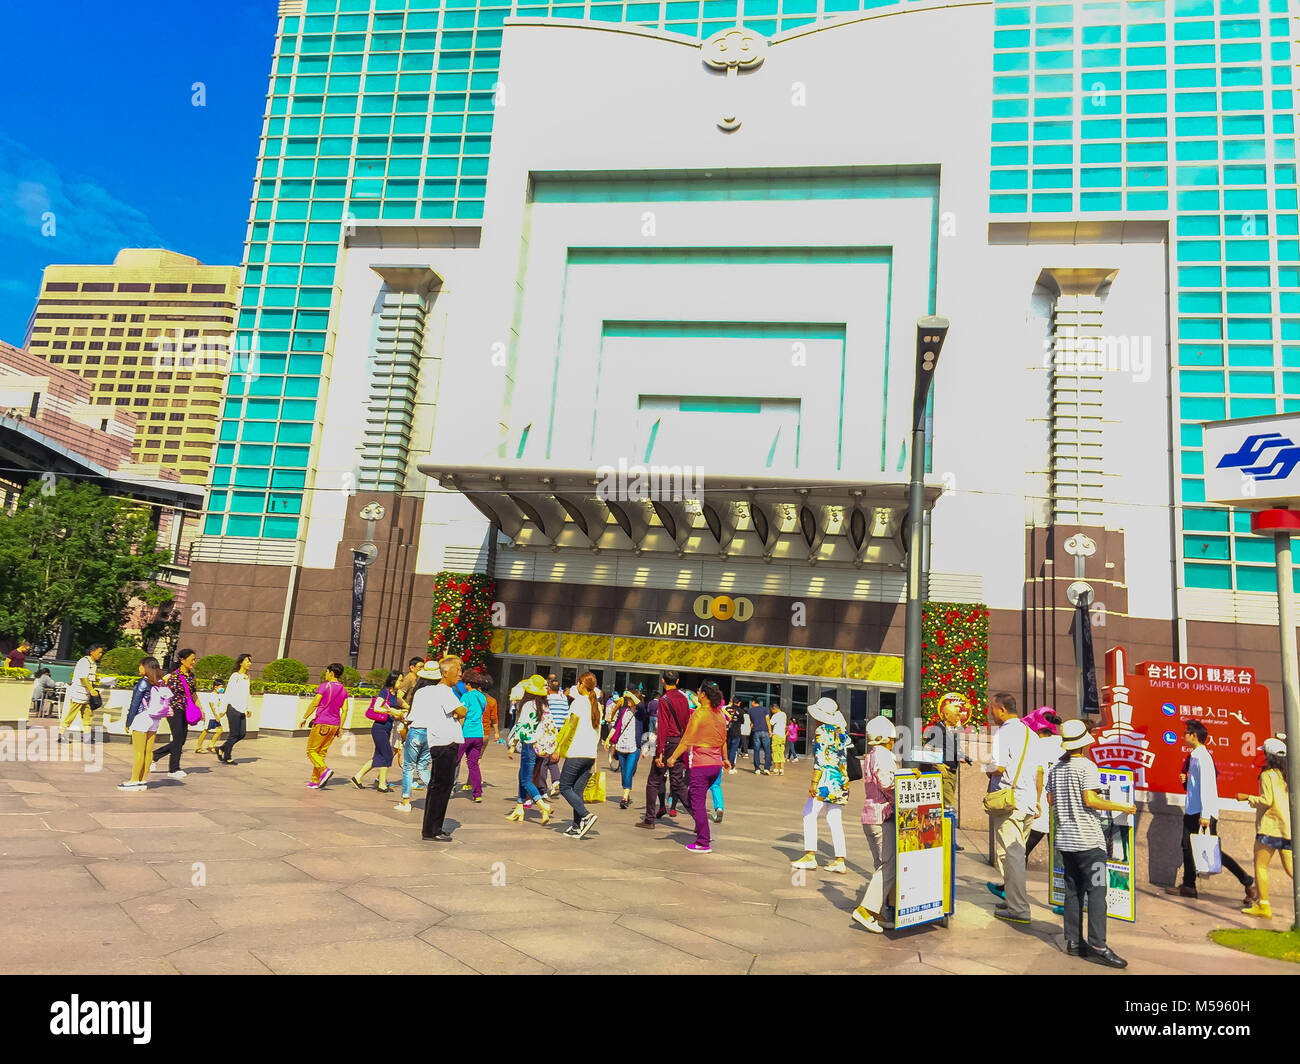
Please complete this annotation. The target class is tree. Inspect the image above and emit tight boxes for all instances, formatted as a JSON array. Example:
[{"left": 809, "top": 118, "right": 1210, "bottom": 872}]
[{"left": 0, "top": 479, "right": 173, "bottom": 651}]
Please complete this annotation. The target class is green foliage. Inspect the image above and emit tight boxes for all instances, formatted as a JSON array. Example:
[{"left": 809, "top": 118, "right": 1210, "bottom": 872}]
[
  {"left": 195, "top": 654, "right": 236, "bottom": 681},
  {"left": 0, "top": 479, "right": 172, "bottom": 649},
  {"left": 248, "top": 680, "right": 379, "bottom": 698},
  {"left": 262, "top": 658, "right": 309, "bottom": 684},
  {"left": 365, "top": 667, "right": 390, "bottom": 687},
  {"left": 429, "top": 571, "right": 496, "bottom": 670},
  {"left": 921, "top": 601, "right": 990, "bottom": 727},
  {"left": 340, "top": 666, "right": 361, "bottom": 687},
  {"left": 100, "top": 645, "right": 148, "bottom": 676},
  {"left": 0, "top": 666, "right": 32, "bottom": 679}
]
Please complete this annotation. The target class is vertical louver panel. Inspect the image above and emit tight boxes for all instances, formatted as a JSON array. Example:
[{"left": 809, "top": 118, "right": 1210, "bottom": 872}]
[{"left": 357, "top": 288, "right": 426, "bottom": 491}]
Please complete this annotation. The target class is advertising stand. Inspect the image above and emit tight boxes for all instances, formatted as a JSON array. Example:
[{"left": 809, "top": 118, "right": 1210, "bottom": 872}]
[
  {"left": 893, "top": 768, "right": 954, "bottom": 929},
  {"left": 1048, "top": 766, "right": 1137, "bottom": 922}
]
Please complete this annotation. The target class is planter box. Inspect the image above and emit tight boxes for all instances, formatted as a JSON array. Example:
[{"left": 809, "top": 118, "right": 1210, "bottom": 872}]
[{"left": 258, "top": 693, "right": 371, "bottom": 736}]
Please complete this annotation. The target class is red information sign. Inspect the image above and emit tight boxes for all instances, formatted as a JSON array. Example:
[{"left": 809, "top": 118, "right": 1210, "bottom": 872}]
[{"left": 1092, "top": 647, "right": 1271, "bottom": 798}]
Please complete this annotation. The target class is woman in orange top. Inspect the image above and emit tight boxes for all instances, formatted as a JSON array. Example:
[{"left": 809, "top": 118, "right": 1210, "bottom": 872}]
[{"left": 667, "top": 681, "right": 732, "bottom": 854}]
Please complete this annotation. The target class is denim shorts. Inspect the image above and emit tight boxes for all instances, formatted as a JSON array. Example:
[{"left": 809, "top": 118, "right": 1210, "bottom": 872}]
[{"left": 1256, "top": 834, "right": 1291, "bottom": 850}]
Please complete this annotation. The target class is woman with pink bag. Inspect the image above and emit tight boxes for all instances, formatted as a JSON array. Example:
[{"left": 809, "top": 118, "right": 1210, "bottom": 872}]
[
  {"left": 350, "top": 671, "right": 404, "bottom": 793},
  {"left": 786, "top": 717, "right": 800, "bottom": 763},
  {"left": 151, "top": 648, "right": 201, "bottom": 780}
]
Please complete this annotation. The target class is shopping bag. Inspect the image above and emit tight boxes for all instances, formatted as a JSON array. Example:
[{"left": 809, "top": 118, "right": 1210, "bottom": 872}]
[
  {"left": 583, "top": 770, "right": 607, "bottom": 803},
  {"left": 1191, "top": 832, "right": 1222, "bottom": 875}
]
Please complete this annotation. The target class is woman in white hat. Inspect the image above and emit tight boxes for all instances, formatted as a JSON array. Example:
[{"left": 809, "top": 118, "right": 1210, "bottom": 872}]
[
  {"left": 1237, "top": 736, "right": 1292, "bottom": 919},
  {"left": 1046, "top": 719, "right": 1135, "bottom": 969},
  {"left": 852, "top": 716, "right": 899, "bottom": 934},
  {"left": 791, "top": 697, "right": 851, "bottom": 875}
]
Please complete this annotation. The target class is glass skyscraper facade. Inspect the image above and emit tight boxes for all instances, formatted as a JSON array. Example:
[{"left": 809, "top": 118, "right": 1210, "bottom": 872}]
[{"left": 211, "top": 0, "right": 1300, "bottom": 595}]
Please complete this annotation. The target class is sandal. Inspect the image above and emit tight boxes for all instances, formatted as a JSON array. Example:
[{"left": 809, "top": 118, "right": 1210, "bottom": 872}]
[{"left": 376, "top": 785, "right": 393, "bottom": 793}]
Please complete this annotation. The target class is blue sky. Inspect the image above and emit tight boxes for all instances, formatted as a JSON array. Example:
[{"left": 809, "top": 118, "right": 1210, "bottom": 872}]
[{"left": 0, "top": 2, "right": 278, "bottom": 341}]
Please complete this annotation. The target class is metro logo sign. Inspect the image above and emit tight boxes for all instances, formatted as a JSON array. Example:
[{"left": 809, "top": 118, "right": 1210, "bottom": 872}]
[
  {"left": 1093, "top": 647, "right": 1270, "bottom": 797},
  {"left": 1203, "top": 412, "right": 1300, "bottom": 508}
]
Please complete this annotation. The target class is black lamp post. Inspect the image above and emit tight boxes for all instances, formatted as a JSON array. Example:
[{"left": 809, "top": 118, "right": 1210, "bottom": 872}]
[{"left": 903, "top": 316, "right": 950, "bottom": 762}]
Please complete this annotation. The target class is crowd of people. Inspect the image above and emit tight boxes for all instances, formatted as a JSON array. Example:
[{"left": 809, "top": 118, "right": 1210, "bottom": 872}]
[{"left": 35, "top": 644, "right": 1295, "bottom": 964}]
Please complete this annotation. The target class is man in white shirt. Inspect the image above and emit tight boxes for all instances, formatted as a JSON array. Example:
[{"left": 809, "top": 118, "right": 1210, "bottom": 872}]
[
  {"left": 984, "top": 692, "right": 1036, "bottom": 924},
  {"left": 410, "top": 655, "right": 467, "bottom": 842},
  {"left": 59, "top": 644, "right": 104, "bottom": 744}
]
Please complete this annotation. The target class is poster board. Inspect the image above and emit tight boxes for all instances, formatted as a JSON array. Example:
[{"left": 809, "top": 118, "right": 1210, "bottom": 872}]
[
  {"left": 894, "top": 769, "right": 947, "bottom": 929},
  {"left": 1048, "top": 766, "right": 1137, "bottom": 923}
]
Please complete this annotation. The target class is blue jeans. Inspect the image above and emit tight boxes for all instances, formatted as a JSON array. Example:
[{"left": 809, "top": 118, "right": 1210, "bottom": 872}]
[
  {"left": 710, "top": 773, "right": 724, "bottom": 811},
  {"left": 727, "top": 737, "right": 741, "bottom": 766},
  {"left": 401, "top": 728, "right": 431, "bottom": 799},
  {"left": 517, "top": 743, "right": 543, "bottom": 803},
  {"left": 752, "top": 732, "right": 772, "bottom": 771},
  {"left": 619, "top": 750, "right": 640, "bottom": 790}
]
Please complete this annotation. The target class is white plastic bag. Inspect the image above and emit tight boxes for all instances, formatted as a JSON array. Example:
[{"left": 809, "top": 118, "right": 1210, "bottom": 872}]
[{"left": 1191, "top": 832, "right": 1222, "bottom": 875}]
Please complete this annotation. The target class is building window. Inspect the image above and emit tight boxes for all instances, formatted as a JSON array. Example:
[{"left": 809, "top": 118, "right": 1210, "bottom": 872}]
[
  {"left": 81, "top": 282, "right": 113, "bottom": 292},
  {"left": 29, "top": 393, "right": 40, "bottom": 417},
  {"left": 154, "top": 283, "right": 188, "bottom": 293},
  {"left": 45, "top": 282, "right": 77, "bottom": 292}
]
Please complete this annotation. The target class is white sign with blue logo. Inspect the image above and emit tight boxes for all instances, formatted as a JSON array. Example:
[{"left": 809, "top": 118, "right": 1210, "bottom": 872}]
[{"left": 1203, "top": 413, "right": 1300, "bottom": 508}]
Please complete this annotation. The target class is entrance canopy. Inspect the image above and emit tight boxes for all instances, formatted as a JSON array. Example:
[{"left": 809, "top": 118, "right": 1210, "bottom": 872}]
[{"left": 420, "top": 462, "right": 942, "bottom": 567}]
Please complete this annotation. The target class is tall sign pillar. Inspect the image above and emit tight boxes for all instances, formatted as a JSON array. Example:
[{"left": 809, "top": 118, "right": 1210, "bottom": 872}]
[{"left": 1203, "top": 412, "right": 1300, "bottom": 931}]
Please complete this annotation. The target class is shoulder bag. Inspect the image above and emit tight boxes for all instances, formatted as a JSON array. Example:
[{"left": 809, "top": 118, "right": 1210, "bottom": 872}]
[{"left": 983, "top": 727, "right": 1030, "bottom": 815}]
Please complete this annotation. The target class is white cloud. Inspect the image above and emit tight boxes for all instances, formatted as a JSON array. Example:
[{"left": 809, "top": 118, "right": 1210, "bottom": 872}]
[{"left": 0, "top": 136, "right": 164, "bottom": 255}]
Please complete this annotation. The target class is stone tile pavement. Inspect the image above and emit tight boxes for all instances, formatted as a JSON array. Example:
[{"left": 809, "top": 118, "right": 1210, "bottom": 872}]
[{"left": 1, "top": 724, "right": 1296, "bottom": 975}]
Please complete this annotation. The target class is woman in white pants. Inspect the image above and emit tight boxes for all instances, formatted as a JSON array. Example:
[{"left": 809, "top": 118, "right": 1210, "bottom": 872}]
[
  {"left": 791, "top": 697, "right": 850, "bottom": 875},
  {"left": 853, "top": 717, "right": 899, "bottom": 934}
]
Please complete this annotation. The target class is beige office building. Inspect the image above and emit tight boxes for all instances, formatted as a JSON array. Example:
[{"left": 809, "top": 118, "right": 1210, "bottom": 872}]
[{"left": 25, "top": 249, "right": 240, "bottom": 484}]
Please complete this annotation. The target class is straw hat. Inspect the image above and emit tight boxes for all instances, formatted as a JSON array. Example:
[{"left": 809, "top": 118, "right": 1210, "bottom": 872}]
[
  {"left": 521, "top": 674, "right": 548, "bottom": 697},
  {"left": 417, "top": 663, "right": 441, "bottom": 681},
  {"left": 1059, "top": 719, "right": 1095, "bottom": 752},
  {"left": 807, "top": 696, "right": 847, "bottom": 730},
  {"left": 1263, "top": 737, "right": 1286, "bottom": 757}
]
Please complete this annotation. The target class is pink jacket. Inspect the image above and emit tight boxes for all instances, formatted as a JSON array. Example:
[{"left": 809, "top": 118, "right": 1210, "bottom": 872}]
[{"left": 860, "top": 746, "right": 896, "bottom": 825}]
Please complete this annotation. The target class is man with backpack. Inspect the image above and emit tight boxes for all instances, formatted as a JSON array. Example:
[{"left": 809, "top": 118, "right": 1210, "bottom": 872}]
[{"left": 637, "top": 671, "right": 693, "bottom": 829}]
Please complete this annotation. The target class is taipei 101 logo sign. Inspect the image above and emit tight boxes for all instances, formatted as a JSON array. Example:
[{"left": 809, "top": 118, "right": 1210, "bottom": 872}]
[
  {"left": 1092, "top": 646, "right": 1269, "bottom": 797},
  {"left": 1093, "top": 648, "right": 1155, "bottom": 786}
]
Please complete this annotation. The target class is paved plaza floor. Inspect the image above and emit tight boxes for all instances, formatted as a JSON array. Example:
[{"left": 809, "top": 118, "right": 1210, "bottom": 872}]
[{"left": 1, "top": 724, "right": 1296, "bottom": 975}]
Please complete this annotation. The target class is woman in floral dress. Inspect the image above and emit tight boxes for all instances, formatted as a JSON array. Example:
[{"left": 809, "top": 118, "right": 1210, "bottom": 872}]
[
  {"left": 505, "top": 674, "right": 554, "bottom": 825},
  {"left": 791, "top": 697, "right": 851, "bottom": 874}
]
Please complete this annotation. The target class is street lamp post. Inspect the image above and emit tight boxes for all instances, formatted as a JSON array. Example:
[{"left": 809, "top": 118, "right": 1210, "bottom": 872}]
[{"left": 904, "top": 316, "right": 950, "bottom": 763}]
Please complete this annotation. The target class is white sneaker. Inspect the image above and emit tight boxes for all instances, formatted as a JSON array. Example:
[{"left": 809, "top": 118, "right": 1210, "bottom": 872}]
[
  {"left": 150, "top": 762, "right": 162, "bottom": 773},
  {"left": 167, "top": 770, "right": 187, "bottom": 780},
  {"left": 852, "top": 907, "right": 884, "bottom": 934},
  {"left": 394, "top": 801, "right": 412, "bottom": 812}
]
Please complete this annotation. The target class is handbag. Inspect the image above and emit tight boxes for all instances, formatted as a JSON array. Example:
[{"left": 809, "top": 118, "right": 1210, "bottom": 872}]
[
  {"left": 553, "top": 714, "right": 579, "bottom": 760},
  {"left": 983, "top": 726, "right": 1031, "bottom": 815},
  {"left": 847, "top": 743, "right": 863, "bottom": 782},
  {"left": 533, "top": 710, "right": 558, "bottom": 756},
  {"left": 1191, "top": 831, "right": 1222, "bottom": 875},
  {"left": 583, "top": 770, "right": 607, "bottom": 803}
]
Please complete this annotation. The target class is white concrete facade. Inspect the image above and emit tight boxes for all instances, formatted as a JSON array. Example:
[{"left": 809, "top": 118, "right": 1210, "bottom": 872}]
[{"left": 295, "top": 3, "right": 1178, "bottom": 626}]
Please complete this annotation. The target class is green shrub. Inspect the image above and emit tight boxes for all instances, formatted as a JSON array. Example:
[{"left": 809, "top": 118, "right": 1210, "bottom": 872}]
[
  {"left": 263, "top": 658, "right": 308, "bottom": 685},
  {"left": 341, "top": 666, "right": 361, "bottom": 687},
  {"left": 100, "top": 646, "right": 147, "bottom": 676},
  {"left": 0, "top": 666, "right": 32, "bottom": 679},
  {"left": 365, "top": 668, "right": 390, "bottom": 687},
  {"left": 195, "top": 654, "right": 236, "bottom": 681}
]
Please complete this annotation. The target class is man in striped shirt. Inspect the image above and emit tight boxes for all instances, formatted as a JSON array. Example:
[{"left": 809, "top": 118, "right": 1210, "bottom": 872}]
[{"left": 542, "top": 675, "right": 570, "bottom": 796}]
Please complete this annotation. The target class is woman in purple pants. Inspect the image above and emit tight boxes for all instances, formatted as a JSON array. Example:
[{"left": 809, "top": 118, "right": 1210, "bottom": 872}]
[
  {"left": 667, "top": 681, "right": 732, "bottom": 854},
  {"left": 455, "top": 669, "right": 493, "bottom": 801}
]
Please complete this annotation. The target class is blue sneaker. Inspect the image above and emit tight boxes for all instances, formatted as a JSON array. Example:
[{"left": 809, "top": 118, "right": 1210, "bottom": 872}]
[
  {"left": 986, "top": 882, "right": 1006, "bottom": 900},
  {"left": 1051, "top": 904, "right": 1064, "bottom": 916}
]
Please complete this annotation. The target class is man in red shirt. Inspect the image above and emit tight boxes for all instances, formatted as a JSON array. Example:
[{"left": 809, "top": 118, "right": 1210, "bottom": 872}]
[{"left": 637, "top": 671, "right": 694, "bottom": 829}]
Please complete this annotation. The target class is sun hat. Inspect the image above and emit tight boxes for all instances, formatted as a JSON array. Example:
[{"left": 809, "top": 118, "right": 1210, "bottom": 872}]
[
  {"left": 1023, "top": 707, "right": 1060, "bottom": 735},
  {"left": 1263, "top": 737, "right": 1287, "bottom": 757},
  {"left": 807, "top": 696, "right": 847, "bottom": 730},
  {"left": 937, "top": 692, "right": 972, "bottom": 718},
  {"left": 1059, "top": 719, "right": 1095, "bottom": 752},
  {"left": 509, "top": 682, "right": 525, "bottom": 701},
  {"left": 866, "top": 716, "right": 897, "bottom": 745},
  {"left": 522, "top": 674, "right": 548, "bottom": 697}
]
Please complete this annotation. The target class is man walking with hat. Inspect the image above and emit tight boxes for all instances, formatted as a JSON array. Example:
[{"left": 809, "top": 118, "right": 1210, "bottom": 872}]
[{"left": 1047, "top": 719, "right": 1136, "bottom": 968}]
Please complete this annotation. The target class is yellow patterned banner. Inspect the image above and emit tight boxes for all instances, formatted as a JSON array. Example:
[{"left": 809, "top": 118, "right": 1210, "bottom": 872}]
[
  {"left": 846, "top": 653, "right": 904, "bottom": 684},
  {"left": 788, "top": 649, "right": 845, "bottom": 679},
  {"left": 612, "top": 637, "right": 784, "bottom": 674},
  {"left": 559, "top": 633, "right": 613, "bottom": 661},
  {"left": 489, "top": 629, "right": 506, "bottom": 655},
  {"left": 507, "top": 630, "right": 560, "bottom": 657}
]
